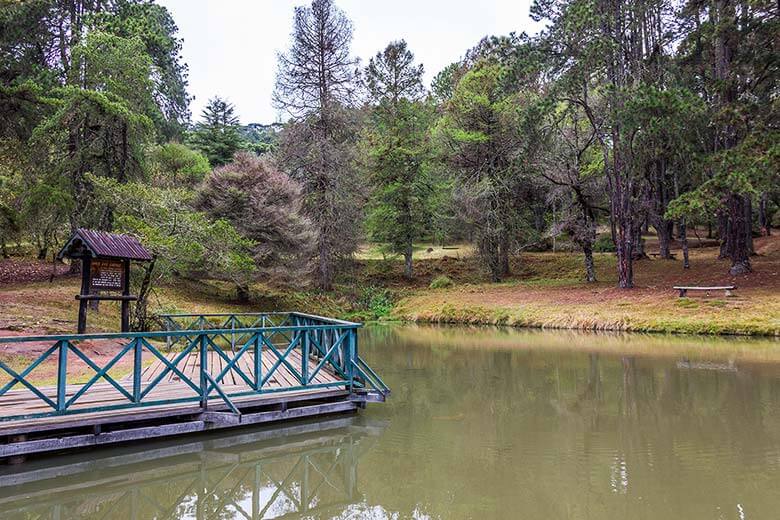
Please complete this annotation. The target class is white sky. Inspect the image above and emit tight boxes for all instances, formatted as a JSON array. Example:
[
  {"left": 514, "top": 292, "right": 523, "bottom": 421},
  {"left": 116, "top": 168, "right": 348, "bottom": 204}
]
[{"left": 157, "top": 0, "right": 543, "bottom": 124}]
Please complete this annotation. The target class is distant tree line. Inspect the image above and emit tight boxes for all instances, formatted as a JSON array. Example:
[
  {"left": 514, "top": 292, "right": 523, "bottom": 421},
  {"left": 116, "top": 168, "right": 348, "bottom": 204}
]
[{"left": 1, "top": 0, "right": 777, "bottom": 312}]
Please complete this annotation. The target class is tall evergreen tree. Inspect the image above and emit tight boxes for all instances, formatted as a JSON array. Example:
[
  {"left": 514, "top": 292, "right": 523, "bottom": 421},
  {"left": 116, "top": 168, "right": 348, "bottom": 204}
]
[
  {"left": 437, "top": 62, "right": 531, "bottom": 282},
  {"left": 363, "top": 40, "right": 432, "bottom": 279},
  {"left": 533, "top": 0, "right": 677, "bottom": 288},
  {"left": 188, "top": 96, "right": 244, "bottom": 167}
]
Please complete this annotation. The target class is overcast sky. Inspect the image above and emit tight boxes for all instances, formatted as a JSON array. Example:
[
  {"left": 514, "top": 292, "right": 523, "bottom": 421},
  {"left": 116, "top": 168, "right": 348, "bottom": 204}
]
[{"left": 157, "top": 0, "right": 543, "bottom": 124}]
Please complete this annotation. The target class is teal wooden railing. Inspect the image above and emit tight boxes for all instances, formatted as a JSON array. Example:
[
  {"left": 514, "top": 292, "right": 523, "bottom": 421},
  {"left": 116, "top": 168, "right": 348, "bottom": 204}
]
[{"left": 0, "top": 312, "right": 389, "bottom": 422}]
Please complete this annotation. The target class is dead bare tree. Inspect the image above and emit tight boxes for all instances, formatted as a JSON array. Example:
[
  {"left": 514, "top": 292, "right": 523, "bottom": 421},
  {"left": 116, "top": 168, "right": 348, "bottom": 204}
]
[{"left": 273, "top": 0, "right": 363, "bottom": 290}]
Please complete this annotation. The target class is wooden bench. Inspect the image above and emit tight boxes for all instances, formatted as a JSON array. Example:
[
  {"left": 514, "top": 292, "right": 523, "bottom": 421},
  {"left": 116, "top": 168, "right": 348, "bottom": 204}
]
[{"left": 674, "top": 285, "right": 736, "bottom": 297}]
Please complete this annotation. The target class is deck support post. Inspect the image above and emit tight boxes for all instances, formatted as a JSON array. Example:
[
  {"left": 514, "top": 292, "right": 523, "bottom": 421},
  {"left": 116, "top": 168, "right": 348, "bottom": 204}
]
[
  {"left": 6, "top": 434, "right": 26, "bottom": 465},
  {"left": 302, "top": 330, "right": 309, "bottom": 385},
  {"left": 77, "top": 257, "right": 91, "bottom": 334},
  {"left": 348, "top": 331, "right": 356, "bottom": 393},
  {"left": 230, "top": 315, "right": 236, "bottom": 353},
  {"left": 255, "top": 332, "right": 262, "bottom": 391}
]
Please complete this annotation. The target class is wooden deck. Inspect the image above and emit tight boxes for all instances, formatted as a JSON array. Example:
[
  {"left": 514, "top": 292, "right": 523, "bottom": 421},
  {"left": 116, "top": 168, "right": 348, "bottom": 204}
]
[
  {"left": 0, "top": 313, "right": 389, "bottom": 460},
  {"left": 0, "top": 349, "right": 355, "bottom": 458}
]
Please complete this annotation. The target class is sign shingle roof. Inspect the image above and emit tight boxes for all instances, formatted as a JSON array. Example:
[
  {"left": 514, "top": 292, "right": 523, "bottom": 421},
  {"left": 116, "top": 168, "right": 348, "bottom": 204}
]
[{"left": 57, "top": 228, "right": 153, "bottom": 261}]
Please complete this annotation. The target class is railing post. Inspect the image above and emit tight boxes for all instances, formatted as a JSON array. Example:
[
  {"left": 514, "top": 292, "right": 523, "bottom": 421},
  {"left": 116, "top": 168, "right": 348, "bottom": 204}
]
[
  {"left": 254, "top": 332, "right": 262, "bottom": 391},
  {"left": 230, "top": 315, "right": 236, "bottom": 353},
  {"left": 302, "top": 329, "right": 309, "bottom": 385},
  {"left": 164, "top": 317, "right": 171, "bottom": 352},
  {"left": 348, "top": 329, "right": 356, "bottom": 393},
  {"left": 57, "top": 340, "right": 68, "bottom": 412},
  {"left": 133, "top": 337, "right": 142, "bottom": 402},
  {"left": 200, "top": 333, "right": 208, "bottom": 410}
]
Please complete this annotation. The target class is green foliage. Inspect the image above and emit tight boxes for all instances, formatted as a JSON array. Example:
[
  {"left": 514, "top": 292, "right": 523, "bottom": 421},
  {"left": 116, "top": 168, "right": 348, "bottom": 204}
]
[
  {"left": 89, "top": 174, "right": 256, "bottom": 290},
  {"left": 188, "top": 96, "right": 247, "bottom": 167},
  {"left": 149, "top": 142, "right": 209, "bottom": 186},
  {"left": 593, "top": 234, "right": 616, "bottom": 253},
  {"left": 429, "top": 275, "right": 454, "bottom": 289},
  {"left": 74, "top": 31, "right": 156, "bottom": 114},
  {"left": 363, "top": 99, "right": 435, "bottom": 255},
  {"left": 94, "top": 0, "right": 191, "bottom": 138},
  {"left": 239, "top": 123, "right": 281, "bottom": 155},
  {"left": 356, "top": 285, "right": 393, "bottom": 318},
  {"left": 363, "top": 41, "right": 436, "bottom": 279},
  {"left": 436, "top": 59, "right": 546, "bottom": 281}
]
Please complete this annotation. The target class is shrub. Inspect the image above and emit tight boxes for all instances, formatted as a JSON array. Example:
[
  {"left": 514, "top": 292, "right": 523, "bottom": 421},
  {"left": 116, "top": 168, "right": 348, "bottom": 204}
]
[
  {"left": 429, "top": 275, "right": 454, "bottom": 289},
  {"left": 593, "top": 234, "right": 616, "bottom": 252},
  {"left": 356, "top": 285, "right": 393, "bottom": 318}
]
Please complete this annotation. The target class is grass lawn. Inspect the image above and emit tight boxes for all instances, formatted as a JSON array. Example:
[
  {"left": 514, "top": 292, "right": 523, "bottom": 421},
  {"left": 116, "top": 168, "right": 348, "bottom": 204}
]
[{"left": 1, "top": 233, "right": 778, "bottom": 338}]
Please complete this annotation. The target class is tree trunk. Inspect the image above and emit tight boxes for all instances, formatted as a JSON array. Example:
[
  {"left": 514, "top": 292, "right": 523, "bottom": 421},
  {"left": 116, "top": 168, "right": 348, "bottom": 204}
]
[
  {"left": 479, "top": 234, "right": 502, "bottom": 283},
  {"left": 583, "top": 243, "right": 596, "bottom": 282},
  {"left": 679, "top": 218, "right": 690, "bottom": 269},
  {"left": 236, "top": 284, "right": 250, "bottom": 303},
  {"left": 727, "top": 193, "right": 752, "bottom": 275},
  {"left": 132, "top": 258, "right": 156, "bottom": 331},
  {"left": 655, "top": 221, "right": 673, "bottom": 259},
  {"left": 499, "top": 231, "right": 511, "bottom": 277},
  {"left": 317, "top": 228, "right": 333, "bottom": 291},
  {"left": 533, "top": 204, "right": 545, "bottom": 233},
  {"left": 745, "top": 194, "right": 754, "bottom": 255},
  {"left": 616, "top": 220, "right": 634, "bottom": 289},
  {"left": 759, "top": 192, "right": 770, "bottom": 236},
  {"left": 403, "top": 242, "right": 413, "bottom": 280},
  {"left": 718, "top": 210, "right": 729, "bottom": 259},
  {"left": 632, "top": 224, "right": 647, "bottom": 260}
]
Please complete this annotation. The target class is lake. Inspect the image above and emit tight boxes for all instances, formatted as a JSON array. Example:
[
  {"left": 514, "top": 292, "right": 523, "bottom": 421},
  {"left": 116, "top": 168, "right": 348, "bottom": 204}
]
[{"left": 1, "top": 324, "right": 779, "bottom": 519}]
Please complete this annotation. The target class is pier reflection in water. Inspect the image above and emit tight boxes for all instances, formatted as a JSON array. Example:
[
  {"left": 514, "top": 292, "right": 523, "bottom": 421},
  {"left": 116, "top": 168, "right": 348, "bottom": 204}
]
[{"left": 0, "top": 416, "right": 385, "bottom": 520}]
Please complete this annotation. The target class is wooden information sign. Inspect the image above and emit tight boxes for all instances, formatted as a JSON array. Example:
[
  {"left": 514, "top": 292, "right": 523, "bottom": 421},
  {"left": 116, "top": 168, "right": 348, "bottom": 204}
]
[
  {"left": 57, "top": 229, "right": 152, "bottom": 333},
  {"left": 90, "top": 259, "right": 125, "bottom": 291}
]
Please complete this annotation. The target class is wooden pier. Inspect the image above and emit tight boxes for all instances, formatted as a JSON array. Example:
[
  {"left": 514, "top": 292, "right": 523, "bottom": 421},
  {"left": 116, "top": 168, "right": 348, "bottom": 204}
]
[{"left": 0, "top": 313, "right": 389, "bottom": 460}]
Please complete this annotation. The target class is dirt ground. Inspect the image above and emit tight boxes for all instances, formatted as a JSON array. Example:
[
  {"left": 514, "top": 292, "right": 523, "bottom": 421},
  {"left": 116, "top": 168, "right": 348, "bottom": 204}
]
[{"left": 0, "top": 257, "right": 71, "bottom": 285}]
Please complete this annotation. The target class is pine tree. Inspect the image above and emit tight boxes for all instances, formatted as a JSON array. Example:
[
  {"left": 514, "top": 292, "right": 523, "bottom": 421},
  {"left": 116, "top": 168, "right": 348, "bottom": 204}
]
[
  {"left": 188, "top": 96, "right": 245, "bottom": 167},
  {"left": 364, "top": 41, "right": 432, "bottom": 279}
]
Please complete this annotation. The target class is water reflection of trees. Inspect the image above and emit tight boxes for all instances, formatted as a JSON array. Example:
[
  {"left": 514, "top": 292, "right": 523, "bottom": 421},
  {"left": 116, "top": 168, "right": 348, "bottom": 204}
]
[
  {"left": 359, "top": 325, "right": 780, "bottom": 519},
  {"left": 0, "top": 417, "right": 386, "bottom": 520}
]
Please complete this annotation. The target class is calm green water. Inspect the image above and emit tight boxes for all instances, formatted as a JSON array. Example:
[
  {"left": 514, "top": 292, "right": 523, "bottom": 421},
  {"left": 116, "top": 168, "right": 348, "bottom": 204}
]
[{"left": 2, "top": 325, "right": 780, "bottom": 519}]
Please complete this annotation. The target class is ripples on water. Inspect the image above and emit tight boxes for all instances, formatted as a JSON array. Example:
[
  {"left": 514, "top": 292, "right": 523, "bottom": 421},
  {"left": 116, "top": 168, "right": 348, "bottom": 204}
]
[{"left": 1, "top": 325, "right": 779, "bottom": 519}]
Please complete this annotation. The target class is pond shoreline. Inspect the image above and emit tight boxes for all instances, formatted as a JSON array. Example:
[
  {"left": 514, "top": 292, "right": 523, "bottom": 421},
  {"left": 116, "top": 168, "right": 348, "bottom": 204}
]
[{"left": 392, "top": 292, "right": 780, "bottom": 337}]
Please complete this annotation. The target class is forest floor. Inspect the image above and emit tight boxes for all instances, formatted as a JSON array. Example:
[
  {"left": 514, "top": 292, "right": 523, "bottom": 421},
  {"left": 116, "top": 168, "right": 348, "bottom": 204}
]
[
  {"left": 362, "top": 232, "right": 780, "bottom": 335},
  {"left": 393, "top": 235, "right": 780, "bottom": 336},
  {"left": 0, "top": 233, "right": 778, "bottom": 343}
]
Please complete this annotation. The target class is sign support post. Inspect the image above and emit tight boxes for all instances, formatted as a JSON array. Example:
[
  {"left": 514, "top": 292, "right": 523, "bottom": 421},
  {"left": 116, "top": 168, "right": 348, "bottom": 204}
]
[
  {"left": 77, "top": 257, "right": 91, "bottom": 334},
  {"left": 121, "top": 259, "right": 131, "bottom": 333}
]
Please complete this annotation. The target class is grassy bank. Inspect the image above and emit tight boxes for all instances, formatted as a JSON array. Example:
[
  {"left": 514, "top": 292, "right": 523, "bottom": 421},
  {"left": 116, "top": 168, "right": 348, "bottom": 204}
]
[
  {"left": 1, "top": 235, "right": 778, "bottom": 338},
  {"left": 393, "top": 237, "right": 780, "bottom": 336}
]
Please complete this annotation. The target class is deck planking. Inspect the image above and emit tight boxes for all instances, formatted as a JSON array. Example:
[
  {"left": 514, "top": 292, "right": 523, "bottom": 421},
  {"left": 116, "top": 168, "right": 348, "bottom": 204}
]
[{"left": 0, "top": 347, "right": 346, "bottom": 435}]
